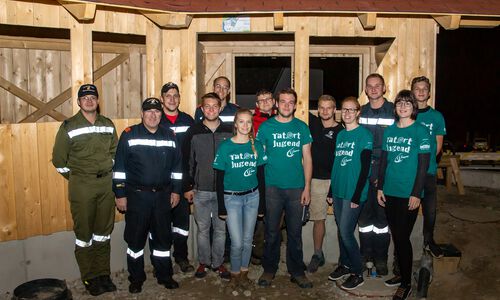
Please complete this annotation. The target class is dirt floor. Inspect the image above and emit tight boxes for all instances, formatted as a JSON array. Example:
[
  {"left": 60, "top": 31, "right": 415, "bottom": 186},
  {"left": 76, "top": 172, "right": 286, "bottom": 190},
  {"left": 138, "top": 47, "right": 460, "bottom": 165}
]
[{"left": 3, "top": 186, "right": 499, "bottom": 300}]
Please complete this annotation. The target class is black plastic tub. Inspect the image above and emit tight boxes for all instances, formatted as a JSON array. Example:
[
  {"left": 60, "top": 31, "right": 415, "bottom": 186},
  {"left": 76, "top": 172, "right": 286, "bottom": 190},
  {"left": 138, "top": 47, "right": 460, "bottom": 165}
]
[{"left": 12, "top": 278, "right": 72, "bottom": 300}]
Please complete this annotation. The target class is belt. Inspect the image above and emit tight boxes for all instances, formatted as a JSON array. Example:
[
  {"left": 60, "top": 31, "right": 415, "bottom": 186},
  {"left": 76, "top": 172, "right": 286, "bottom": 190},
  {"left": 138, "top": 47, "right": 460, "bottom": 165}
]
[
  {"left": 224, "top": 186, "right": 258, "bottom": 196},
  {"left": 132, "top": 185, "right": 168, "bottom": 192}
]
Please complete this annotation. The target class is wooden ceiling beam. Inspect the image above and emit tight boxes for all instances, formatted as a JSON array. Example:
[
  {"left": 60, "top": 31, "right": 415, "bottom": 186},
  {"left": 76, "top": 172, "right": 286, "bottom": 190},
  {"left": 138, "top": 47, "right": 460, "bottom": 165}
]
[
  {"left": 141, "top": 12, "right": 193, "bottom": 29},
  {"left": 357, "top": 13, "right": 377, "bottom": 30},
  {"left": 274, "top": 12, "right": 284, "bottom": 30},
  {"left": 459, "top": 19, "right": 500, "bottom": 28},
  {"left": 58, "top": 1, "right": 96, "bottom": 21},
  {"left": 433, "top": 14, "right": 461, "bottom": 30}
]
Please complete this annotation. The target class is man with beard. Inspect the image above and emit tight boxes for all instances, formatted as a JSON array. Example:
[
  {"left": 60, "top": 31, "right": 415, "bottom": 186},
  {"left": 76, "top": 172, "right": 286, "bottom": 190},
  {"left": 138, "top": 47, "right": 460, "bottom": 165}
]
[
  {"left": 307, "top": 95, "right": 343, "bottom": 273},
  {"left": 257, "top": 88, "right": 313, "bottom": 288}
]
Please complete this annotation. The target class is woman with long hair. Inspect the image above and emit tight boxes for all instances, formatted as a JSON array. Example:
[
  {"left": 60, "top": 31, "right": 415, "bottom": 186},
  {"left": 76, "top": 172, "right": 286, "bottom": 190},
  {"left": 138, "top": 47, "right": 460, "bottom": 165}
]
[
  {"left": 377, "top": 90, "right": 431, "bottom": 300},
  {"left": 327, "top": 97, "right": 372, "bottom": 290},
  {"left": 213, "top": 108, "right": 267, "bottom": 290}
]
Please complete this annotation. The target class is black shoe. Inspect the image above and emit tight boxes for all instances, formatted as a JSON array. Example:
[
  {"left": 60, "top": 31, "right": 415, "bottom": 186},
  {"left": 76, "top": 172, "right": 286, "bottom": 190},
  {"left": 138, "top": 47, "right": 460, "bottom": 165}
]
[
  {"left": 290, "top": 275, "right": 313, "bottom": 288},
  {"left": 159, "top": 277, "right": 179, "bottom": 289},
  {"left": 98, "top": 275, "right": 117, "bottom": 292},
  {"left": 83, "top": 278, "right": 106, "bottom": 296},
  {"left": 375, "top": 261, "right": 389, "bottom": 276},
  {"left": 177, "top": 260, "right": 195, "bottom": 273},
  {"left": 425, "top": 243, "right": 444, "bottom": 258},
  {"left": 307, "top": 254, "right": 325, "bottom": 273},
  {"left": 128, "top": 282, "right": 142, "bottom": 294},
  {"left": 341, "top": 274, "right": 364, "bottom": 290},
  {"left": 213, "top": 265, "right": 231, "bottom": 280},
  {"left": 258, "top": 272, "right": 275, "bottom": 287},
  {"left": 385, "top": 275, "right": 402, "bottom": 287},
  {"left": 328, "top": 265, "right": 350, "bottom": 281},
  {"left": 195, "top": 264, "right": 208, "bottom": 278},
  {"left": 393, "top": 285, "right": 412, "bottom": 300}
]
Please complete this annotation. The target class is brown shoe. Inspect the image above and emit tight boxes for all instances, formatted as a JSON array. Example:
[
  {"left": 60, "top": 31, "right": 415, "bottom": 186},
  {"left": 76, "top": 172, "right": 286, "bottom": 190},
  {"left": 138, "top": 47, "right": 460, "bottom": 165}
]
[
  {"left": 291, "top": 275, "right": 313, "bottom": 288},
  {"left": 257, "top": 272, "right": 275, "bottom": 287},
  {"left": 239, "top": 270, "right": 254, "bottom": 290}
]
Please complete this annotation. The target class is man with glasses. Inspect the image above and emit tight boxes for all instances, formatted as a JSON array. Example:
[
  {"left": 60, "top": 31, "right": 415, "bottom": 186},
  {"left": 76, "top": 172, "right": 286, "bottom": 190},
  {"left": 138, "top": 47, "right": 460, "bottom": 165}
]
[
  {"left": 52, "top": 84, "right": 118, "bottom": 296},
  {"left": 183, "top": 93, "right": 233, "bottom": 280},
  {"left": 253, "top": 89, "right": 276, "bottom": 133},
  {"left": 159, "top": 82, "right": 196, "bottom": 273},
  {"left": 412, "top": 76, "right": 446, "bottom": 259},
  {"left": 357, "top": 74, "right": 395, "bottom": 277},
  {"left": 257, "top": 88, "right": 313, "bottom": 289},
  {"left": 194, "top": 76, "right": 239, "bottom": 124}
]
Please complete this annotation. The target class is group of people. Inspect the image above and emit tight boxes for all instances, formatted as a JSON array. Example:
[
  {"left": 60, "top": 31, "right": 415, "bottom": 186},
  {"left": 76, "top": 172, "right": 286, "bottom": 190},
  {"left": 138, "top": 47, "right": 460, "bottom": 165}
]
[{"left": 52, "top": 72, "right": 445, "bottom": 300}]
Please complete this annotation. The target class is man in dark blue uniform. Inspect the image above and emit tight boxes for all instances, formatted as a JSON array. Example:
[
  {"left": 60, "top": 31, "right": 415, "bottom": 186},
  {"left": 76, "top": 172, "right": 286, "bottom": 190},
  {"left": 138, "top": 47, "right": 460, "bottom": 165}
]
[
  {"left": 113, "top": 98, "right": 183, "bottom": 293},
  {"left": 159, "top": 82, "right": 195, "bottom": 273},
  {"left": 194, "top": 76, "right": 239, "bottom": 124},
  {"left": 358, "top": 73, "right": 395, "bottom": 276}
]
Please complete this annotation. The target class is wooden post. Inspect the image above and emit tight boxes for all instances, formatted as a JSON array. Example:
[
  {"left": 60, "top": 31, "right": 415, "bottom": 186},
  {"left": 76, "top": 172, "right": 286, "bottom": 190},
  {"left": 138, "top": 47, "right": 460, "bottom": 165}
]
[
  {"left": 146, "top": 20, "right": 162, "bottom": 97},
  {"left": 70, "top": 21, "right": 93, "bottom": 114},
  {"left": 294, "top": 18, "right": 309, "bottom": 123}
]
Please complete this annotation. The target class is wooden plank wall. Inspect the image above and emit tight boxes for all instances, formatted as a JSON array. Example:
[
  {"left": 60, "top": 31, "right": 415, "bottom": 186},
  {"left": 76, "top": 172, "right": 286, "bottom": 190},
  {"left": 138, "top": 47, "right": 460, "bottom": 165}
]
[
  {"left": 0, "top": 119, "right": 139, "bottom": 242},
  {"left": 0, "top": 46, "right": 147, "bottom": 123}
]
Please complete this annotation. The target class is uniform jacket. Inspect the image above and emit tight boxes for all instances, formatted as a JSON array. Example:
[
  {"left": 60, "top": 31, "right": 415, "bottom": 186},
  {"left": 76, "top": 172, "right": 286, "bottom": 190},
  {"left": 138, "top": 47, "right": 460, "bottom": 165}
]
[
  {"left": 112, "top": 123, "right": 183, "bottom": 198},
  {"left": 52, "top": 110, "right": 117, "bottom": 179},
  {"left": 182, "top": 120, "right": 233, "bottom": 192},
  {"left": 159, "top": 110, "right": 194, "bottom": 147},
  {"left": 359, "top": 99, "right": 395, "bottom": 159}
]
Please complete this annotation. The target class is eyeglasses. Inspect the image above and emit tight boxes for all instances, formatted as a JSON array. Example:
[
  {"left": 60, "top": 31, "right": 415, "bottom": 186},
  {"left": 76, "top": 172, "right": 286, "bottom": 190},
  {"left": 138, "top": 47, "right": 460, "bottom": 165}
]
[
  {"left": 257, "top": 97, "right": 273, "bottom": 103},
  {"left": 341, "top": 108, "right": 358, "bottom": 114},
  {"left": 80, "top": 96, "right": 98, "bottom": 102},
  {"left": 214, "top": 84, "right": 230, "bottom": 91},
  {"left": 395, "top": 101, "right": 413, "bottom": 108}
]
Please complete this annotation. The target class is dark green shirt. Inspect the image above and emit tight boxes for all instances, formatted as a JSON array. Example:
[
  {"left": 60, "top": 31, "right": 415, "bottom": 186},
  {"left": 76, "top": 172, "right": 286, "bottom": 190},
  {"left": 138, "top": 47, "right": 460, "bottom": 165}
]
[
  {"left": 416, "top": 107, "right": 446, "bottom": 174},
  {"left": 257, "top": 117, "right": 312, "bottom": 189},
  {"left": 331, "top": 126, "right": 373, "bottom": 202},
  {"left": 382, "top": 122, "right": 431, "bottom": 198},
  {"left": 213, "top": 139, "right": 267, "bottom": 191}
]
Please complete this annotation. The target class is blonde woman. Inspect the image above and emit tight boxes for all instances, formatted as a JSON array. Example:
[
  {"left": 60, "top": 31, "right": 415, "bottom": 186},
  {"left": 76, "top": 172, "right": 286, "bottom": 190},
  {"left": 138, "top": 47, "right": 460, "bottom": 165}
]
[{"left": 213, "top": 109, "right": 267, "bottom": 289}]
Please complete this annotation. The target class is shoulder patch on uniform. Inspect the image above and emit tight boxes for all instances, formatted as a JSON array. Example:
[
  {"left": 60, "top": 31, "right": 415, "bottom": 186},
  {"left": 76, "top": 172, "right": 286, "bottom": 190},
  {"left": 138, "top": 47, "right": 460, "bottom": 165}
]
[{"left": 124, "top": 127, "right": 132, "bottom": 133}]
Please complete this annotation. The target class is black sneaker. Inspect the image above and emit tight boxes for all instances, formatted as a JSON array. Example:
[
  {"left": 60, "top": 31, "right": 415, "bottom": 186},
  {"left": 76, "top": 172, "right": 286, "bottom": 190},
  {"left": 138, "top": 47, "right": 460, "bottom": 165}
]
[
  {"left": 307, "top": 254, "right": 325, "bottom": 273},
  {"left": 195, "top": 264, "right": 208, "bottom": 278},
  {"left": 328, "top": 265, "right": 350, "bottom": 281},
  {"left": 341, "top": 274, "right": 364, "bottom": 290},
  {"left": 425, "top": 243, "right": 444, "bottom": 258},
  {"left": 393, "top": 285, "right": 412, "bottom": 300},
  {"left": 128, "top": 282, "right": 142, "bottom": 294},
  {"left": 158, "top": 277, "right": 179, "bottom": 289},
  {"left": 98, "top": 275, "right": 117, "bottom": 292},
  {"left": 385, "top": 275, "right": 402, "bottom": 287},
  {"left": 83, "top": 278, "right": 106, "bottom": 296},
  {"left": 177, "top": 260, "right": 195, "bottom": 272}
]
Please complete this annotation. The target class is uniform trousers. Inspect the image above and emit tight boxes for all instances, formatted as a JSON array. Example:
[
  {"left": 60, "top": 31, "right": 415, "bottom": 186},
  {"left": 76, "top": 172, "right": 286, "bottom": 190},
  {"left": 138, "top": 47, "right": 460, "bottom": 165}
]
[
  {"left": 69, "top": 173, "right": 115, "bottom": 281},
  {"left": 171, "top": 196, "right": 190, "bottom": 263},
  {"left": 125, "top": 187, "right": 173, "bottom": 284}
]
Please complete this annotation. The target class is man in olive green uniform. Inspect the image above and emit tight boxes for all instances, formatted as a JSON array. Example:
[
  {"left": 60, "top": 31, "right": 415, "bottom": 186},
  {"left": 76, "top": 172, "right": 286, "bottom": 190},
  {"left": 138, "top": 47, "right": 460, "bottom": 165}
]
[{"left": 52, "top": 84, "right": 118, "bottom": 296}]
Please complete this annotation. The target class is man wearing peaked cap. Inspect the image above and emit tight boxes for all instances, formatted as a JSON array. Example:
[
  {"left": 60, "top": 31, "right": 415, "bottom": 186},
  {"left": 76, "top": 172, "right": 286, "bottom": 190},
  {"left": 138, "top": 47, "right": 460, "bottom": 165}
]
[
  {"left": 159, "top": 83, "right": 196, "bottom": 273},
  {"left": 52, "top": 84, "right": 118, "bottom": 296},
  {"left": 113, "top": 97, "right": 183, "bottom": 293}
]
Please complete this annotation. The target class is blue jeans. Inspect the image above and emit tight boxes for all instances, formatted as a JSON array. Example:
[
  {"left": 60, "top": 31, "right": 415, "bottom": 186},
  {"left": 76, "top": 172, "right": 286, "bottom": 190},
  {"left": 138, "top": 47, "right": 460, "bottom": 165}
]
[
  {"left": 193, "top": 191, "right": 226, "bottom": 268},
  {"left": 333, "top": 197, "right": 364, "bottom": 275},
  {"left": 262, "top": 186, "right": 305, "bottom": 277},
  {"left": 225, "top": 189, "right": 259, "bottom": 273}
]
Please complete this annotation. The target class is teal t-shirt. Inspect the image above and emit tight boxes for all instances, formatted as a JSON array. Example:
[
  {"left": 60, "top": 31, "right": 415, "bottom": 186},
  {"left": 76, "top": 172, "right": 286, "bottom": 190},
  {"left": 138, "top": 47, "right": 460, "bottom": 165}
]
[
  {"left": 382, "top": 122, "right": 431, "bottom": 198},
  {"left": 416, "top": 107, "right": 446, "bottom": 175},
  {"left": 331, "top": 126, "right": 373, "bottom": 202},
  {"left": 212, "top": 139, "right": 267, "bottom": 191},
  {"left": 257, "top": 117, "right": 312, "bottom": 189}
]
